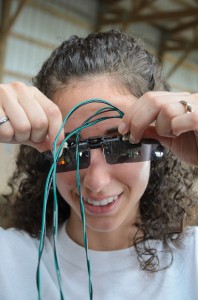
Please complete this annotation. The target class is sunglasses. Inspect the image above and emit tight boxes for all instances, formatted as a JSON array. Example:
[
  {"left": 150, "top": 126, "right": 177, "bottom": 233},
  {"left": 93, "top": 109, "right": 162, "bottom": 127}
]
[{"left": 36, "top": 135, "right": 164, "bottom": 173}]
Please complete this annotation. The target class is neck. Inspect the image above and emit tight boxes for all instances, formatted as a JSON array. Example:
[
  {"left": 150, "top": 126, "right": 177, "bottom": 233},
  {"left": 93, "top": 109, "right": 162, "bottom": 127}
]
[{"left": 66, "top": 217, "right": 142, "bottom": 251}]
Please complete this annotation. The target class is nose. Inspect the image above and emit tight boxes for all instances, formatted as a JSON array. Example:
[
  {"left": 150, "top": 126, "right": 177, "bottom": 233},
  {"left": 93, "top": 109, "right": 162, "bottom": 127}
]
[{"left": 83, "top": 149, "right": 111, "bottom": 193}]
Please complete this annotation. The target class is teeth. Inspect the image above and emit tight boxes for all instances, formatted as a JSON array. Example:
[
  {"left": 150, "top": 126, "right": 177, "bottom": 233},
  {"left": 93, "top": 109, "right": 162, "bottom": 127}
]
[{"left": 85, "top": 195, "right": 118, "bottom": 206}]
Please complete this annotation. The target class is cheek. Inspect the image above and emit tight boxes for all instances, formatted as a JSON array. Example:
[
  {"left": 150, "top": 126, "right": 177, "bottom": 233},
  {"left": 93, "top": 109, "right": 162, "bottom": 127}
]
[
  {"left": 56, "top": 172, "right": 77, "bottom": 196},
  {"left": 117, "top": 162, "right": 150, "bottom": 187}
]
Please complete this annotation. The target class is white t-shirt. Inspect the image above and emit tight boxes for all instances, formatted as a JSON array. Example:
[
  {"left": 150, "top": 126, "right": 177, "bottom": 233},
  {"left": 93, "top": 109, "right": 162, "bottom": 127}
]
[{"left": 0, "top": 223, "right": 197, "bottom": 300}]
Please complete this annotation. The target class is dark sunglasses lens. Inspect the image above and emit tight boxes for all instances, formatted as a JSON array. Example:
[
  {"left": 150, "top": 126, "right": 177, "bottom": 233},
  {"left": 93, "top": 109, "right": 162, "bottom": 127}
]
[
  {"left": 104, "top": 140, "right": 152, "bottom": 164},
  {"left": 57, "top": 148, "right": 90, "bottom": 172}
]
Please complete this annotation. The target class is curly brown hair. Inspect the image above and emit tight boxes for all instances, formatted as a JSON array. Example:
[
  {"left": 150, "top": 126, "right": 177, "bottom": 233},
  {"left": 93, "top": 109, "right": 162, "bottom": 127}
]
[{"left": 1, "top": 29, "right": 197, "bottom": 272}]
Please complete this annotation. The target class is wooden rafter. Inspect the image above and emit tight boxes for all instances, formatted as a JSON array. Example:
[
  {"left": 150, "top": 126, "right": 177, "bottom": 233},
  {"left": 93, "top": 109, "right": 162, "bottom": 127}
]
[
  {"left": 29, "top": 0, "right": 93, "bottom": 30},
  {"left": 165, "top": 44, "right": 198, "bottom": 51},
  {"left": 166, "top": 28, "right": 197, "bottom": 78},
  {"left": 166, "top": 48, "right": 192, "bottom": 78},
  {"left": 102, "top": 7, "right": 198, "bottom": 24},
  {"left": 133, "top": 0, "right": 156, "bottom": 13},
  {"left": 170, "top": 18, "right": 198, "bottom": 34},
  {"left": 98, "top": 0, "right": 121, "bottom": 4},
  {"left": 122, "top": 0, "right": 156, "bottom": 31},
  {"left": 10, "top": 31, "right": 57, "bottom": 50},
  {"left": 1, "top": 0, "right": 28, "bottom": 39},
  {"left": 173, "top": 0, "right": 192, "bottom": 7}
]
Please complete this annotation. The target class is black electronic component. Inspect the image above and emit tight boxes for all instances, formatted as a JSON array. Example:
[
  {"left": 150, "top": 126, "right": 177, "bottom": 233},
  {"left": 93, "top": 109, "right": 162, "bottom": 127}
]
[{"left": 36, "top": 135, "right": 164, "bottom": 173}]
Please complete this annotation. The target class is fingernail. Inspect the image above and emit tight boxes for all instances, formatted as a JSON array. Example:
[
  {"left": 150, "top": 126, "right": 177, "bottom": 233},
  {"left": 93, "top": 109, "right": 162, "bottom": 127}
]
[
  {"left": 129, "top": 134, "right": 135, "bottom": 144},
  {"left": 118, "top": 122, "right": 126, "bottom": 134}
]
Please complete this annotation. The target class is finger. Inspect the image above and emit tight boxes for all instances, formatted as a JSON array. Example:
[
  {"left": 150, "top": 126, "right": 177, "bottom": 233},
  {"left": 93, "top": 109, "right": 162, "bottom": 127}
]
[
  {"left": 2, "top": 98, "right": 31, "bottom": 143},
  {"left": 17, "top": 86, "right": 49, "bottom": 143},
  {"left": 24, "top": 136, "right": 51, "bottom": 152},
  {"left": 155, "top": 102, "right": 195, "bottom": 137},
  {"left": 0, "top": 83, "right": 32, "bottom": 142},
  {"left": 172, "top": 111, "right": 198, "bottom": 136},
  {"left": 33, "top": 87, "right": 64, "bottom": 148},
  {"left": 0, "top": 109, "right": 14, "bottom": 142},
  {"left": 119, "top": 92, "right": 193, "bottom": 143},
  {"left": 118, "top": 91, "right": 190, "bottom": 136}
]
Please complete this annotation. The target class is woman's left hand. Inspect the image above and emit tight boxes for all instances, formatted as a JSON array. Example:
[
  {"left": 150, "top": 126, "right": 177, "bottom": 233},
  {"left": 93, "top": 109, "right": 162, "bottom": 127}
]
[{"left": 118, "top": 91, "right": 198, "bottom": 166}]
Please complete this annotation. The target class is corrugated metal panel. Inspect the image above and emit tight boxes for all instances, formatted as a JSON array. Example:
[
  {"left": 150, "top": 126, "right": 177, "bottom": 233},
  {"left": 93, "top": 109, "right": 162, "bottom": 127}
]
[
  {"left": 2, "top": 0, "right": 95, "bottom": 83},
  {"left": 13, "top": 4, "right": 91, "bottom": 44}
]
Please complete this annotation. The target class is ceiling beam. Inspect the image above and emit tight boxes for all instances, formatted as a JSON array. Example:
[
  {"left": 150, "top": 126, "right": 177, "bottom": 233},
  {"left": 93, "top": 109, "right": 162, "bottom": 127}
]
[
  {"left": 165, "top": 45, "right": 198, "bottom": 51},
  {"left": 166, "top": 29, "right": 197, "bottom": 78},
  {"left": 122, "top": 0, "right": 156, "bottom": 31},
  {"left": 1, "top": 0, "right": 28, "bottom": 39},
  {"left": 170, "top": 18, "right": 198, "bottom": 34},
  {"left": 10, "top": 31, "right": 57, "bottom": 50},
  {"left": 166, "top": 47, "right": 193, "bottom": 78},
  {"left": 133, "top": 0, "right": 156, "bottom": 13},
  {"left": 98, "top": 0, "right": 121, "bottom": 3},
  {"left": 102, "top": 8, "right": 198, "bottom": 24},
  {"left": 29, "top": 0, "right": 93, "bottom": 30}
]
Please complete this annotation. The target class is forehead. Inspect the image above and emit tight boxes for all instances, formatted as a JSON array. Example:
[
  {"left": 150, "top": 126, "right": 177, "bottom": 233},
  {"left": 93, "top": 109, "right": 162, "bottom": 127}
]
[
  {"left": 53, "top": 77, "right": 136, "bottom": 137},
  {"left": 65, "top": 107, "right": 122, "bottom": 138}
]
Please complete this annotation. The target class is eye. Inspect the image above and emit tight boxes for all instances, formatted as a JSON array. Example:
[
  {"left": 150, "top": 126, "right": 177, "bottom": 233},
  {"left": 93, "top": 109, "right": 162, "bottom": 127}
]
[
  {"left": 77, "top": 149, "right": 90, "bottom": 169},
  {"left": 79, "top": 150, "right": 90, "bottom": 159}
]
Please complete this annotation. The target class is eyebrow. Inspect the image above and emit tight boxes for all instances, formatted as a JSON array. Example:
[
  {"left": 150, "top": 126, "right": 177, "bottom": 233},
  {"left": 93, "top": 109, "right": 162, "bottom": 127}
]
[{"left": 105, "top": 127, "right": 119, "bottom": 135}]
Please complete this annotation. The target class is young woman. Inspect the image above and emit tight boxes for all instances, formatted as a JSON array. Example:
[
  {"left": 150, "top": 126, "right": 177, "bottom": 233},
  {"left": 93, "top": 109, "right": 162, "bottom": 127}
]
[{"left": 0, "top": 29, "right": 197, "bottom": 300}]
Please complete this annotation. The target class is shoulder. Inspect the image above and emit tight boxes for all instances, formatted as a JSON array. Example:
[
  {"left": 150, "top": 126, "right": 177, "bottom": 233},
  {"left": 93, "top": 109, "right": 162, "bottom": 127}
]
[
  {"left": 0, "top": 227, "right": 40, "bottom": 287},
  {"left": 0, "top": 226, "right": 54, "bottom": 256},
  {"left": 0, "top": 226, "right": 38, "bottom": 244},
  {"left": 182, "top": 226, "right": 198, "bottom": 251},
  {"left": 0, "top": 227, "right": 39, "bottom": 257},
  {"left": 183, "top": 226, "right": 198, "bottom": 244},
  {"left": 173, "top": 226, "right": 198, "bottom": 268}
]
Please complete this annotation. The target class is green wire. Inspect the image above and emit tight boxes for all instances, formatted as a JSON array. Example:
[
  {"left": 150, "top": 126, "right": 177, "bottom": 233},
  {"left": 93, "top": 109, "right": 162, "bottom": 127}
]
[
  {"left": 37, "top": 99, "right": 124, "bottom": 300},
  {"left": 37, "top": 99, "right": 123, "bottom": 299}
]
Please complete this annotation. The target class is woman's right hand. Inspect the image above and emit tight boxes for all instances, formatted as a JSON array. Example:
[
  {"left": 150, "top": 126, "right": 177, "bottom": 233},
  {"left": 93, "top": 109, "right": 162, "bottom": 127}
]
[{"left": 0, "top": 82, "right": 64, "bottom": 152}]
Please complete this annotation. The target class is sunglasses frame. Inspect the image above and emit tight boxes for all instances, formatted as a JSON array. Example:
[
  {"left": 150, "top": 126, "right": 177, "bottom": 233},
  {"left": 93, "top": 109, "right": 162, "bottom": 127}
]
[{"left": 36, "top": 135, "right": 164, "bottom": 173}]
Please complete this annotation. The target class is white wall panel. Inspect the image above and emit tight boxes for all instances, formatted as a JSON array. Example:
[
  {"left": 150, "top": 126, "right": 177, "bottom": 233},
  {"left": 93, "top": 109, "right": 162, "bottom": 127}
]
[
  {"left": 13, "top": 5, "right": 89, "bottom": 44},
  {"left": 3, "top": 0, "right": 95, "bottom": 85},
  {"left": 5, "top": 37, "right": 50, "bottom": 76}
]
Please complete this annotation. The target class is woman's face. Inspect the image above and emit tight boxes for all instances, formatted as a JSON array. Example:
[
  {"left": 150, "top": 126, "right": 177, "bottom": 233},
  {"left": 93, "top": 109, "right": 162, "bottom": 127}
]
[{"left": 54, "top": 77, "right": 150, "bottom": 245}]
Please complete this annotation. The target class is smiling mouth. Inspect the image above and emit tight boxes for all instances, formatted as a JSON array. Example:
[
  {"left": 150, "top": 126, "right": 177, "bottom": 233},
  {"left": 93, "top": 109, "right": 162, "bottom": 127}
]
[{"left": 83, "top": 195, "right": 119, "bottom": 207}]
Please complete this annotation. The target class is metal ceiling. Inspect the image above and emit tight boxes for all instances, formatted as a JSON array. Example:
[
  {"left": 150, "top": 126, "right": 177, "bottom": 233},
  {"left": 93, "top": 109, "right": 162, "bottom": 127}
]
[
  {"left": 0, "top": 0, "right": 198, "bottom": 81},
  {"left": 96, "top": 0, "right": 198, "bottom": 75}
]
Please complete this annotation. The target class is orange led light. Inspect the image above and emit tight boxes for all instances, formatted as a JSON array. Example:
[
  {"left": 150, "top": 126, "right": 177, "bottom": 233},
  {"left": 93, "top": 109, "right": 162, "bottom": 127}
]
[{"left": 58, "top": 159, "right": 65, "bottom": 165}]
